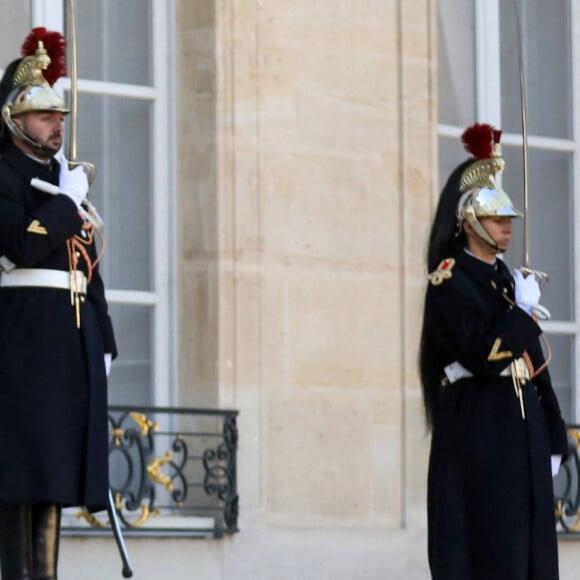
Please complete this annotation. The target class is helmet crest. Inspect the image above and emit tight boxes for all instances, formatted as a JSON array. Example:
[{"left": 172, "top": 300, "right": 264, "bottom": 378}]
[
  {"left": 21, "top": 27, "right": 67, "bottom": 87},
  {"left": 459, "top": 123, "right": 505, "bottom": 192}
]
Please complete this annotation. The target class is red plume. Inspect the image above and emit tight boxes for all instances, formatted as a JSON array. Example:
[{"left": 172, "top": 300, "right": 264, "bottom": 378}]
[
  {"left": 21, "top": 27, "right": 67, "bottom": 86},
  {"left": 461, "top": 123, "right": 496, "bottom": 160}
]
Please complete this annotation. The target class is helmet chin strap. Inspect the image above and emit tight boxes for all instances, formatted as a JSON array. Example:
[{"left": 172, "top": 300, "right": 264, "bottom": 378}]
[
  {"left": 461, "top": 204, "right": 500, "bottom": 252},
  {"left": 1, "top": 106, "right": 57, "bottom": 158},
  {"left": 471, "top": 219, "right": 501, "bottom": 252}
]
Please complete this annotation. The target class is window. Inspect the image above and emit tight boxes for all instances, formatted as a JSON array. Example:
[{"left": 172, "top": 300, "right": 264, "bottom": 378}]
[
  {"left": 0, "top": 0, "right": 175, "bottom": 406},
  {"left": 438, "top": 0, "right": 578, "bottom": 420}
]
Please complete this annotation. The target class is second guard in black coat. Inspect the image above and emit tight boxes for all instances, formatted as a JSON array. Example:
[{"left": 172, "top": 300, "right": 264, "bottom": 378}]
[{"left": 420, "top": 124, "right": 568, "bottom": 579}]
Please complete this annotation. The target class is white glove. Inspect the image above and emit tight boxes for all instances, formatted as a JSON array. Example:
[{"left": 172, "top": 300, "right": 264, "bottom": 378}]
[
  {"left": 104, "top": 353, "right": 112, "bottom": 377},
  {"left": 514, "top": 268, "right": 541, "bottom": 315},
  {"left": 551, "top": 454, "right": 562, "bottom": 477},
  {"left": 58, "top": 157, "right": 88, "bottom": 208}
]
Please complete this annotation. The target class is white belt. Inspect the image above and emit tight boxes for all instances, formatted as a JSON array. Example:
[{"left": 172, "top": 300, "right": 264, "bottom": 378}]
[
  {"left": 0, "top": 268, "right": 87, "bottom": 295},
  {"left": 444, "top": 359, "right": 529, "bottom": 385}
]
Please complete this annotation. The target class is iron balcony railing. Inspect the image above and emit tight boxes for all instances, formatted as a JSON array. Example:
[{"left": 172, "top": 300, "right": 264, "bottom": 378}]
[
  {"left": 61, "top": 406, "right": 239, "bottom": 538},
  {"left": 60, "top": 411, "right": 579, "bottom": 537},
  {"left": 555, "top": 425, "right": 580, "bottom": 535}
]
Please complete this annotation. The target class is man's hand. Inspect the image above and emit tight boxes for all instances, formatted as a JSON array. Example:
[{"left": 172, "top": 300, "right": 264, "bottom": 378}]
[{"left": 58, "top": 156, "right": 88, "bottom": 208}]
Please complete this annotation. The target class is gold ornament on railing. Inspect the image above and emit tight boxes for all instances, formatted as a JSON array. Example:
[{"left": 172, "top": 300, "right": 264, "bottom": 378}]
[
  {"left": 147, "top": 451, "right": 174, "bottom": 492},
  {"left": 129, "top": 412, "right": 159, "bottom": 436}
]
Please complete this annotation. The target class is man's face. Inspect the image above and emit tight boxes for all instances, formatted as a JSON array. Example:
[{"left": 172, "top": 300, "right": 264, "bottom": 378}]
[{"left": 12, "top": 110, "right": 64, "bottom": 158}]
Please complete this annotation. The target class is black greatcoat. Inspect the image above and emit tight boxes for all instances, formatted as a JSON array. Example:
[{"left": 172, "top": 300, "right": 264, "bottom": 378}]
[
  {"left": 422, "top": 251, "right": 569, "bottom": 580},
  {"left": 0, "top": 144, "right": 117, "bottom": 511}
]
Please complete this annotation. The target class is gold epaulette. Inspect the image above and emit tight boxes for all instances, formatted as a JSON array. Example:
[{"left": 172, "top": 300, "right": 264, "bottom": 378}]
[{"left": 428, "top": 258, "right": 455, "bottom": 286}]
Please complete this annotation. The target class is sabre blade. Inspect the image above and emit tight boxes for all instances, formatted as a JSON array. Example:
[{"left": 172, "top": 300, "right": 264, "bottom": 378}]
[{"left": 513, "top": 0, "right": 530, "bottom": 268}]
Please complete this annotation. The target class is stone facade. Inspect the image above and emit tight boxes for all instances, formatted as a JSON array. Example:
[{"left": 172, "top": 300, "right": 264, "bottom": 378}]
[{"left": 174, "top": 0, "right": 435, "bottom": 576}]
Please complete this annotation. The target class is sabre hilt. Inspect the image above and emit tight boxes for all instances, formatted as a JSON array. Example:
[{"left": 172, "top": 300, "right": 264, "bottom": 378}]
[
  {"left": 517, "top": 266, "right": 549, "bottom": 290},
  {"left": 68, "top": 159, "right": 96, "bottom": 185}
]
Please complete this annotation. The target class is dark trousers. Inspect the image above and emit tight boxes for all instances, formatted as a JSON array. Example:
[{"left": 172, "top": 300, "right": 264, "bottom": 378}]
[{"left": 0, "top": 503, "right": 61, "bottom": 580}]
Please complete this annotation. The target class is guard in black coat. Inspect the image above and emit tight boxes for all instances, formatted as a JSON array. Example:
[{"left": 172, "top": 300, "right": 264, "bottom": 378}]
[
  {"left": 0, "top": 30, "right": 116, "bottom": 579},
  {"left": 420, "top": 124, "right": 568, "bottom": 579}
]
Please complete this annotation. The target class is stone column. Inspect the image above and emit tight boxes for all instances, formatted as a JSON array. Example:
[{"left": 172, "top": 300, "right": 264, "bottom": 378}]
[{"left": 176, "top": 0, "right": 437, "bottom": 532}]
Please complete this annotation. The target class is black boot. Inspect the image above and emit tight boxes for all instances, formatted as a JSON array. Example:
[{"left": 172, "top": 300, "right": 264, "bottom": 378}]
[
  {"left": 0, "top": 502, "right": 32, "bottom": 580},
  {"left": 31, "top": 504, "right": 61, "bottom": 580}
]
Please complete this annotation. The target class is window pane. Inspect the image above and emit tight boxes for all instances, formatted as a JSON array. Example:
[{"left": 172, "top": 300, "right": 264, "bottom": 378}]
[
  {"left": 438, "top": 0, "right": 476, "bottom": 126},
  {"left": 0, "top": 1, "right": 30, "bottom": 61},
  {"left": 502, "top": 146, "right": 574, "bottom": 321},
  {"left": 500, "top": 0, "right": 572, "bottom": 139},
  {"left": 107, "top": 304, "right": 153, "bottom": 406},
  {"left": 74, "top": 0, "right": 153, "bottom": 85},
  {"left": 73, "top": 94, "right": 153, "bottom": 291}
]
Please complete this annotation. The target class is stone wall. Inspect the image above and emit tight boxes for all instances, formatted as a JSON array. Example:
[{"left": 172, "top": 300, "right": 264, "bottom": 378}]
[{"left": 175, "top": 0, "right": 437, "bottom": 574}]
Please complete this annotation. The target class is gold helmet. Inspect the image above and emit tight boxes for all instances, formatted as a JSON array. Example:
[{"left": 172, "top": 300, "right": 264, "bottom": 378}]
[
  {"left": 1, "top": 28, "right": 69, "bottom": 152},
  {"left": 456, "top": 124, "right": 521, "bottom": 249}
]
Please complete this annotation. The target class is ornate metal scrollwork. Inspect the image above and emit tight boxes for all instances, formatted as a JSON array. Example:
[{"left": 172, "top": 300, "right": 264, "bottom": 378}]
[
  {"left": 76, "top": 407, "right": 239, "bottom": 536},
  {"left": 554, "top": 426, "right": 580, "bottom": 534}
]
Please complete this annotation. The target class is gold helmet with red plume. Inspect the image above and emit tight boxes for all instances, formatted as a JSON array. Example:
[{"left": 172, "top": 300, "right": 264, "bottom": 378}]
[
  {"left": 1, "top": 28, "right": 69, "bottom": 152},
  {"left": 456, "top": 123, "right": 522, "bottom": 249}
]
